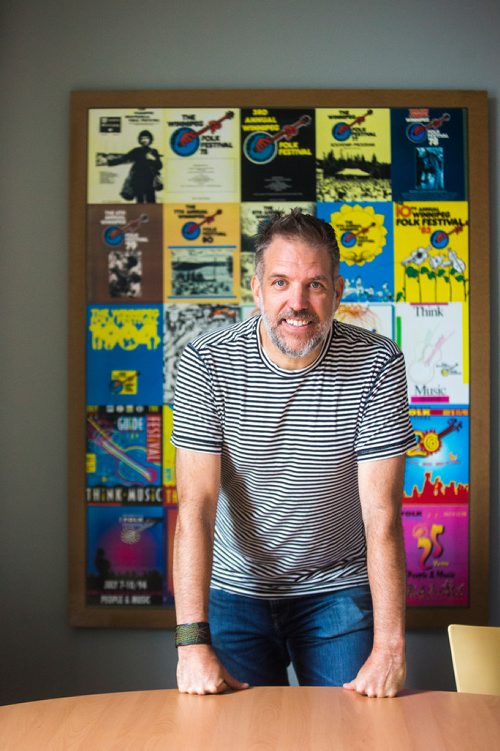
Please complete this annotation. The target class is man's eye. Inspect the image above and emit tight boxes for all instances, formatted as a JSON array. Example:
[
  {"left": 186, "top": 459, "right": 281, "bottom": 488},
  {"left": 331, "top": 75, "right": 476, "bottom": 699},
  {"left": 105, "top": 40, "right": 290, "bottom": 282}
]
[
  {"left": 273, "top": 279, "right": 286, "bottom": 287},
  {"left": 310, "top": 281, "right": 323, "bottom": 289}
]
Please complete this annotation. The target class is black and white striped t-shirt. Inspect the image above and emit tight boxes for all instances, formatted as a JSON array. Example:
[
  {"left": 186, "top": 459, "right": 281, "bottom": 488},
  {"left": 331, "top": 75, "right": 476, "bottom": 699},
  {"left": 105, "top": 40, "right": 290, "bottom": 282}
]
[{"left": 172, "top": 316, "right": 415, "bottom": 598}]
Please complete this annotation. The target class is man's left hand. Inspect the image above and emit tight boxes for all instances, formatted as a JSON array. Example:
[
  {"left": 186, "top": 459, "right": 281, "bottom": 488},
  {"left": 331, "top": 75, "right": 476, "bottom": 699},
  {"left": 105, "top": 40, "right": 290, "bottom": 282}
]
[{"left": 342, "top": 646, "right": 406, "bottom": 698}]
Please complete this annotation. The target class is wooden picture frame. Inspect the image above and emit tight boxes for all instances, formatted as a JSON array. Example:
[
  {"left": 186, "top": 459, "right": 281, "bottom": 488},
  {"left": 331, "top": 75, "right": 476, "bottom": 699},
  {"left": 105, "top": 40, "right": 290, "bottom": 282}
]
[{"left": 69, "top": 89, "right": 490, "bottom": 628}]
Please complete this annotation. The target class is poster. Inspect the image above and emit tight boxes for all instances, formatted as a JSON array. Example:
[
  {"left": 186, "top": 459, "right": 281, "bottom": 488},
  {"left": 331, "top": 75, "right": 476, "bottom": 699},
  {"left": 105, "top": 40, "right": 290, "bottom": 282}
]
[
  {"left": 317, "top": 202, "right": 394, "bottom": 302},
  {"left": 316, "top": 107, "right": 391, "bottom": 202},
  {"left": 163, "top": 203, "right": 240, "bottom": 302},
  {"left": 75, "top": 96, "right": 483, "bottom": 620},
  {"left": 334, "top": 302, "right": 394, "bottom": 339},
  {"left": 391, "top": 108, "right": 467, "bottom": 202},
  {"left": 394, "top": 202, "right": 469, "bottom": 303},
  {"left": 163, "top": 403, "right": 176, "bottom": 492},
  {"left": 240, "top": 201, "right": 314, "bottom": 302},
  {"left": 86, "top": 304, "right": 163, "bottom": 405},
  {"left": 86, "top": 405, "right": 162, "bottom": 504},
  {"left": 88, "top": 108, "right": 164, "bottom": 205},
  {"left": 241, "top": 108, "right": 316, "bottom": 201},
  {"left": 86, "top": 505, "right": 165, "bottom": 606},
  {"left": 163, "top": 304, "right": 240, "bottom": 403},
  {"left": 405, "top": 407, "right": 469, "bottom": 503},
  {"left": 163, "top": 108, "right": 240, "bottom": 203},
  {"left": 87, "top": 205, "right": 163, "bottom": 303},
  {"left": 402, "top": 504, "right": 468, "bottom": 606},
  {"left": 396, "top": 302, "right": 469, "bottom": 405}
]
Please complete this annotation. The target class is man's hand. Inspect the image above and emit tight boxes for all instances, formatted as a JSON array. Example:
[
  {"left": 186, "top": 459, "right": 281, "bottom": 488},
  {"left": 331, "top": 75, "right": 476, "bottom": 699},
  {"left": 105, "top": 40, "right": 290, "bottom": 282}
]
[
  {"left": 343, "top": 646, "right": 406, "bottom": 698},
  {"left": 177, "top": 644, "right": 250, "bottom": 695}
]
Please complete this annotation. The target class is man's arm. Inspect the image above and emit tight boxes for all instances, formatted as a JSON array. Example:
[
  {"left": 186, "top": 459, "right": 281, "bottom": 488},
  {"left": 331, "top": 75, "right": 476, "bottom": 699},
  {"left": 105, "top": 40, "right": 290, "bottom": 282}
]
[
  {"left": 173, "top": 447, "right": 249, "bottom": 695},
  {"left": 343, "top": 454, "right": 407, "bottom": 698}
]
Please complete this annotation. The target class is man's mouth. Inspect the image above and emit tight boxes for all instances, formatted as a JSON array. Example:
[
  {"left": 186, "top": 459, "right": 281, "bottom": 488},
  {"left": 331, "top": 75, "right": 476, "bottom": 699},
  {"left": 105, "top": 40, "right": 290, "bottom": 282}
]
[
  {"left": 283, "top": 318, "right": 311, "bottom": 328},
  {"left": 278, "top": 310, "right": 318, "bottom": 329}
]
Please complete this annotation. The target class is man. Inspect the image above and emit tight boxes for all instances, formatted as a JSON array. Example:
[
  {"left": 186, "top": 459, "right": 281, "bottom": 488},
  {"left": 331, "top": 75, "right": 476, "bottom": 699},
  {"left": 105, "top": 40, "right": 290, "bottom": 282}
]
[
  {"left": 172, "top": 210, "right": 415, "bottom": 698},
  {"left": 99, "top": 130, "right": 162, "bottom": 203}
]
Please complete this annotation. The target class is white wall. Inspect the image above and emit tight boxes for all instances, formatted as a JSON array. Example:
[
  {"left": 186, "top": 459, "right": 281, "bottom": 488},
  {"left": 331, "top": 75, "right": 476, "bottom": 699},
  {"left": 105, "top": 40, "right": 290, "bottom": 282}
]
[{"left": 1, "top": 0, "right": 498, "bottom": 704}]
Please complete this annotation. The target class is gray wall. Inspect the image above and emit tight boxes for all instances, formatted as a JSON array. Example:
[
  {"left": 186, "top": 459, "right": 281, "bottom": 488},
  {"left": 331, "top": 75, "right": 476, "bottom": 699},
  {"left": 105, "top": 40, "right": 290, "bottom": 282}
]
[{"left": 1, "top": 0, "right": 498, "bottom": 705}]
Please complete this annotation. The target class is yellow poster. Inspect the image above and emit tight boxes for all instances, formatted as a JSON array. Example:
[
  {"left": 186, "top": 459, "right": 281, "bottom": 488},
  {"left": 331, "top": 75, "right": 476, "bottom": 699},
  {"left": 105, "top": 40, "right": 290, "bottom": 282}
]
[
  {"left": 394, "top": 202, "right": 469, "bottom": 303},
  {"left": 163, "top": 404, "right": 176, "bottom": 491},
  {"left": 316, "top": 108, "right": 391, "bottom": 202},
  {"left": 163, "top": 203, "right": 240, "bottom": 303}
]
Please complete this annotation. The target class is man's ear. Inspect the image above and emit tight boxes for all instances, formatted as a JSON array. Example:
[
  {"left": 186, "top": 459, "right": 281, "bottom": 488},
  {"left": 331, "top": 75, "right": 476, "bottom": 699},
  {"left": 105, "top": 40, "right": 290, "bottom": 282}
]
[
  {"left": 334, "top": 275, "right": 345, "bottom": 310},
  {"left": 251, "top": 274, "right": 261, "bottom": 308}
]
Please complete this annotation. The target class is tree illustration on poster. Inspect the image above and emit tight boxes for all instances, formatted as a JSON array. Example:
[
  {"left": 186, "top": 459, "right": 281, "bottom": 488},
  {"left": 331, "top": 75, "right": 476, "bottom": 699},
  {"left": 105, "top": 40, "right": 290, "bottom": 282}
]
[{"left": 69, "top": 90, "right": 490, "bottom": 628}]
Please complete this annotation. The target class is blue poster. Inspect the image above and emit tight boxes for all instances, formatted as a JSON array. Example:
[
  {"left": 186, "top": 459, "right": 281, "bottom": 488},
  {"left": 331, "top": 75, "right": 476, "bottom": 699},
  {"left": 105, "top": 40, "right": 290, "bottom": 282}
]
[
  {"left": 86, "top": 405, "right": 162, "bottom": 503},
  {"left": 404, "top": 407, "right": 469, "bottom": 503},
  {"left": 390, "top": 108, "right": 467, "bottom": 201},
  {"left": 317, "top": 201, "right": 394, "bottom": 301},
  {"left": 86, "top": 304, "right": 163, "bottom": 405}
]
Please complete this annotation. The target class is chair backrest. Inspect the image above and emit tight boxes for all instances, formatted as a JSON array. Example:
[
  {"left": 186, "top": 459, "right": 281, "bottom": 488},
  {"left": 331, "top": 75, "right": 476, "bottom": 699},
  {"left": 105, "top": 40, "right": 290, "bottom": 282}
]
[{"left": 448, "top": 624, "right": 500, "bottom": 695}]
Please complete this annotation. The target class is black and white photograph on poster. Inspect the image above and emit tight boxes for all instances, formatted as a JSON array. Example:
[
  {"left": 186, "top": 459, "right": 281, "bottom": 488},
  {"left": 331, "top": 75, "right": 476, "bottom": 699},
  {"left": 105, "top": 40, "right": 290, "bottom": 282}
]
[
  {"left": 168, "top": 248, "right": 236, "bottom": 299},
  {"left": 241, "top": 108, "right": 316, "bottom": 201},
  {"left": 163, "top": 304, "right": 240, "bottom": 402},
  {"left": 88, "top": 109, "right": 164, "bottom": 204}
]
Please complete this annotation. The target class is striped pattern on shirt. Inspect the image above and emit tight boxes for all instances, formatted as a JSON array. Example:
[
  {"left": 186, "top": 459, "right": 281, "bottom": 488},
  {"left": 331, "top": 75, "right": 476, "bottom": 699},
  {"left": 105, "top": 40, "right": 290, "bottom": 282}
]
[{"left": 172, "top": 316, "right": 415, "bottom": 598}]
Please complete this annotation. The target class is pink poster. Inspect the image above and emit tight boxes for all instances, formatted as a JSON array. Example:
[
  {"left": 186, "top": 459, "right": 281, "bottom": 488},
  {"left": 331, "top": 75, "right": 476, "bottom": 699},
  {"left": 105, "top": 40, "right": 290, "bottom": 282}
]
[{"left": 402, "top": 503, "right": 468, "bottom": 607}]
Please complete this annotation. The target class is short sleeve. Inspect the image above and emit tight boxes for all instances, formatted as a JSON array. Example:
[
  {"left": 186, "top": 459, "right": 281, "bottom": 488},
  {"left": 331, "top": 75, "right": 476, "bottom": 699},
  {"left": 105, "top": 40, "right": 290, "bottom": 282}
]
[
  {"left": 171, "top": 343, "right": 223, "bottom": 454},
  {"left": 355, "top": 352, "right": 416, "bottom": 462}
]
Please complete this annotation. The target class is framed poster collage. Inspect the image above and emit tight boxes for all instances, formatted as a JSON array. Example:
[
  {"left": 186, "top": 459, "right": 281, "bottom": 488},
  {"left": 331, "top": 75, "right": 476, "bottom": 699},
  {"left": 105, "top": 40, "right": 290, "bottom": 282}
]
[{"left": 69, "top": 89, "right": 490, "bottom": 628}]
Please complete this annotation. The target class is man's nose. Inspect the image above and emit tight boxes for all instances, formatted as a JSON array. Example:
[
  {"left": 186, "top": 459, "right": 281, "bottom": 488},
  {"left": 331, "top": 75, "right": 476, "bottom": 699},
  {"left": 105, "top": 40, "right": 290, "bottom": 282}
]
[{"left": 288, "top": 284, "right": 309, "bottom": 310}]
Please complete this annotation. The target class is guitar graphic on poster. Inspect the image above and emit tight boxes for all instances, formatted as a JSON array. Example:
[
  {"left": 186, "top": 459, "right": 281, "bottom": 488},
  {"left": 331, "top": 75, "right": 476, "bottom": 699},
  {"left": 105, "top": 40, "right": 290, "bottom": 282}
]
[
  {"left": 407, "top": 418, "right": 463, "bottom": 458},
  {"left": 332, "top": 110, "right": 373, "bottom": 142},
  {"left": 243, "top": 114, "right": 312, "bottom": 164},
  {"left": 406, "top": 112, "right": 451, "bottom": 143},
  {"left": 181, "top": 209, "right": 222, "bottom": 241},
  {"left": 88, "top": 416, "right": 159, "bottom": 485},
  {"left": 409, "top": 332, "right": 452, "bottom": 387},
  {"left": 102, "top": 213, "right": 149, "bottom": 247},
  {"left": 340, "top": 222, "right": 377, "bottom": 249},
  {"left": 170, "top": 111, "right": 235, "bottom": 157}
]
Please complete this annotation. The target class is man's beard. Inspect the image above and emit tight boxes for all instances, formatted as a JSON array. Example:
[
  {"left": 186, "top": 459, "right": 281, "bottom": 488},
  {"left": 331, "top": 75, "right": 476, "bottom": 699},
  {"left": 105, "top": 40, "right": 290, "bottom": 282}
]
[{"left": 259, "top": 293, "right": 333, "bottom": 360}]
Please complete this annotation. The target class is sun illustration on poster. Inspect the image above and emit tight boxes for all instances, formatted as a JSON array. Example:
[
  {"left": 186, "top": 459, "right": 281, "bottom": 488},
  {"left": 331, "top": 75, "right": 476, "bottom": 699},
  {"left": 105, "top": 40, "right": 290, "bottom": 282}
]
[{"left": 329, "top": 205, "right": 387, "bottom": 265}]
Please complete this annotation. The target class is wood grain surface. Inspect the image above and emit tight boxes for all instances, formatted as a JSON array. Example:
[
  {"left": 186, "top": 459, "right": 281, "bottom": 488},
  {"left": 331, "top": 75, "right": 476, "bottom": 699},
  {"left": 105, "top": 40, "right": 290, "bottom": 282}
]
[{"left": 1, "top": 686, "right": 499, "bottom": 750}]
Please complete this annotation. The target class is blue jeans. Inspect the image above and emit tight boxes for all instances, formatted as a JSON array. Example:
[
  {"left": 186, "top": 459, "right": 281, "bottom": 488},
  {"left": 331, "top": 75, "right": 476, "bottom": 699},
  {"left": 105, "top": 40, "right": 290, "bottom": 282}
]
[{"left": 208, "top": 585, "right": 373, "bottom": 686}]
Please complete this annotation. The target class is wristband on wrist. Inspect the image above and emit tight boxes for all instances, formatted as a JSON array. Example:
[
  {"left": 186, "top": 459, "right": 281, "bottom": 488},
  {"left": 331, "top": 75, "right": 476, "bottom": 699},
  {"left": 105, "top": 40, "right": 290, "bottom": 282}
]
[{"left": 175, "top": 621, "right": 211, "bottom": 648}]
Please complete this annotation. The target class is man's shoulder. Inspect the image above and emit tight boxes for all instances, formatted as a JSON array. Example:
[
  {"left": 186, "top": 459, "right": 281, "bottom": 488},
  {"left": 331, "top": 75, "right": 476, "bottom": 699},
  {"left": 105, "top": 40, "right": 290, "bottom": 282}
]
[
  {"left": 189, "top": 315, "right": 258, "bottom": 354},
  {"left": 333, "top": 320, "right": 403, "bottom": 359}
]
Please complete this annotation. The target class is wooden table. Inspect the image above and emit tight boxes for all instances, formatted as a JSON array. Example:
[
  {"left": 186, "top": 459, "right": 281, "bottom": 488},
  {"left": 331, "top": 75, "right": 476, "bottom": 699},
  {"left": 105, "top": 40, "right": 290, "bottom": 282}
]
[{"left": 1, "top": 687, "right": 499, "bottom": 750}]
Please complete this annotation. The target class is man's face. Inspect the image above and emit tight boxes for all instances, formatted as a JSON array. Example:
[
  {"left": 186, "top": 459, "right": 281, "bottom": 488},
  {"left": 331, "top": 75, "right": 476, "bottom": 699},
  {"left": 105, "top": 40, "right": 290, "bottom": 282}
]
[
  {"left": 139, "top": 135, "right": 152, "bottom": 146},
  {"left": 251, "top": 235, "right": 344, "bottom": 370}
]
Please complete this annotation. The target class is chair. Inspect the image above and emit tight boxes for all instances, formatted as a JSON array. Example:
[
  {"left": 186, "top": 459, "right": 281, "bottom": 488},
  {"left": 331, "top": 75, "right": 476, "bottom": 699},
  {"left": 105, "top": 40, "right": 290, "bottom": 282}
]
[{"left": 448, "top": 624, "right": 500, "bottom": 695}]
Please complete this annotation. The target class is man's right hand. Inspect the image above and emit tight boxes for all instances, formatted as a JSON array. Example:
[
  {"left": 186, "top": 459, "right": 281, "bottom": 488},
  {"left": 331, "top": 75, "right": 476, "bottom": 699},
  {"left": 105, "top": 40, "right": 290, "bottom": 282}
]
[{"left": 176, "top": 644, "right": 250, "bottom": 695}]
